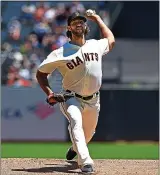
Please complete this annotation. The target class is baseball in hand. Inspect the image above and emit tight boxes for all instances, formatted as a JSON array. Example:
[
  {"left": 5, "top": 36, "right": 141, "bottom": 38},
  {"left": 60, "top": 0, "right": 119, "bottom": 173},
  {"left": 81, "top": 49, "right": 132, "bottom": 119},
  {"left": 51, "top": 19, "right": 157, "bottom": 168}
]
[{"left": 85, "top": 9, "right": 96, "bottom": 16}]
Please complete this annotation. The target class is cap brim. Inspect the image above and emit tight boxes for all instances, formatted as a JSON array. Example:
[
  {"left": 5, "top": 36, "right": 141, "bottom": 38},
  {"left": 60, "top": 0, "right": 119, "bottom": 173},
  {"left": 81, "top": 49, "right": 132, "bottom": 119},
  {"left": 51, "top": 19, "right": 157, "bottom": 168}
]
[
  {"left": 69, "top": 16, "right": 87, "bottom": 25},
  {"left": 75, "top": 16, "right": 87, "bottom": 22}
]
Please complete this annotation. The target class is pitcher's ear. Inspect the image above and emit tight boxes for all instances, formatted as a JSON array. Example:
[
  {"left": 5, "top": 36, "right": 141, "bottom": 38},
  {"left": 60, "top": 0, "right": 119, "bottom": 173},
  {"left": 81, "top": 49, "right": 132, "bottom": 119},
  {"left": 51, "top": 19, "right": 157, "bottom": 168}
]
[{"left": 67, "top": 26, "right": 71, "bottom": 31}]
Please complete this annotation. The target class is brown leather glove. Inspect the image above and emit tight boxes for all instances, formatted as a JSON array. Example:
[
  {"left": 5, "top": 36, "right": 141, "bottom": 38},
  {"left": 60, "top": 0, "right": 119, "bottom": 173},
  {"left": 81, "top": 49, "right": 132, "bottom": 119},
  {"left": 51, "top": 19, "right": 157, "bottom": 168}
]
[{"left": 46, "top": 92, "right": 74, "bottom": 106}]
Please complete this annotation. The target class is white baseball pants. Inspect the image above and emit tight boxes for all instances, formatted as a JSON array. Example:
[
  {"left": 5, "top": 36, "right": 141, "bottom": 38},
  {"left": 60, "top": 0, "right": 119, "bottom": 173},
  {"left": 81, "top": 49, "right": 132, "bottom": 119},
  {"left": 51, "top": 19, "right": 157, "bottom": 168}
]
[{"left": 59, "top": 94, "right": 100, "bottom": 166}]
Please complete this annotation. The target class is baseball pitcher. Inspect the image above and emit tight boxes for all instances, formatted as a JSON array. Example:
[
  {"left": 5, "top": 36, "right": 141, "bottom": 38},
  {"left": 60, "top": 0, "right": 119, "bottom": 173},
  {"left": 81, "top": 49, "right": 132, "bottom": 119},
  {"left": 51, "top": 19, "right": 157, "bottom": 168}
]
[{"left": 36, "top": 10, "right": 115, "bottom": 173}]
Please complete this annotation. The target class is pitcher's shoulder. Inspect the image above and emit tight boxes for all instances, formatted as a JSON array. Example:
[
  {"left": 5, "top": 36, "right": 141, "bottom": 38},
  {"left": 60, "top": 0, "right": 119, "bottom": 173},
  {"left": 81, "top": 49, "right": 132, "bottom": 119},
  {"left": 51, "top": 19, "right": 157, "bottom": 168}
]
[{"left": 86, "top": 39, "right": 99, "bottom": 45}]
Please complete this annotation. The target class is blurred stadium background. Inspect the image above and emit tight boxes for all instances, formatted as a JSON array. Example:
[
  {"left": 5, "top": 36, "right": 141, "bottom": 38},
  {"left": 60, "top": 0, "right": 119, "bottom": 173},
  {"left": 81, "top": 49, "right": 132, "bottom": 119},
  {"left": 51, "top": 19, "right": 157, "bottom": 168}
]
[{"left": 1, "top": 1, "right": 159, "bottom": 159}]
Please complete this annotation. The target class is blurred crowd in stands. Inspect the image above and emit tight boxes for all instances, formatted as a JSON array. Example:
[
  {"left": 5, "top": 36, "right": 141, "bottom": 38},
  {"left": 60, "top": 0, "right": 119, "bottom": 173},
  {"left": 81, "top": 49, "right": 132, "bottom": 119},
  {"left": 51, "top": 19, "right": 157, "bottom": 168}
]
[{"left": 1, "top": 1, "right": 110, "bottom": 87}]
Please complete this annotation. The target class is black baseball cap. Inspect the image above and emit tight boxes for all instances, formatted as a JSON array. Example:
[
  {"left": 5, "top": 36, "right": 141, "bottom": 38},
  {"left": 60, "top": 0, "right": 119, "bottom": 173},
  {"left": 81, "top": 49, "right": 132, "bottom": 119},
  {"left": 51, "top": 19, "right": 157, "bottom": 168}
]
[{"left": 67, "top": 12, "right": 87, "bottom": 25}]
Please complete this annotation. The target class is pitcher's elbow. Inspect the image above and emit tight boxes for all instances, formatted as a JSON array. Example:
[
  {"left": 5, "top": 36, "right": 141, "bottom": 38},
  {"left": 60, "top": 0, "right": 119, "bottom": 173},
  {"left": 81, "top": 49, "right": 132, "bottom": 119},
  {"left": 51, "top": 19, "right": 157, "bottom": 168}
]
[{"left": 109, "top": 39, "right": 115, "bottom": 51}]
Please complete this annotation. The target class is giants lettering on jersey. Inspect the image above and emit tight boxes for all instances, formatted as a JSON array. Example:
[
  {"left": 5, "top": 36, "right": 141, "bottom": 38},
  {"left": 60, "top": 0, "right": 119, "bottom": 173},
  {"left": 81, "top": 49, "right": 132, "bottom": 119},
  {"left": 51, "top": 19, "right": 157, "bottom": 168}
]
[{"left": 66, "top": 53, "right": 98, "bottom": 70}]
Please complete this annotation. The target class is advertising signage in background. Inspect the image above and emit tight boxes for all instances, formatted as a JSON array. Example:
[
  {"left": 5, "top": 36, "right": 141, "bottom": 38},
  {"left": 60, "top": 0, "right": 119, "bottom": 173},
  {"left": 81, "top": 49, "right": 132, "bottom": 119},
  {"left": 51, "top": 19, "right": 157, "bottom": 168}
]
[{"left": 2, "top": 87, "right": 66, "bottom": 141}]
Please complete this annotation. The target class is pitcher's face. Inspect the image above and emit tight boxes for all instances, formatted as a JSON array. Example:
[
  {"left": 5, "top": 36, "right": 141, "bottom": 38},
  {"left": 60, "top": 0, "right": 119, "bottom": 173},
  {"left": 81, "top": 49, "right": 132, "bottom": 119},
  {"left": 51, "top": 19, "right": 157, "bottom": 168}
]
[{"left": 68, "top": 19, "right": 86, "bottom": 37}]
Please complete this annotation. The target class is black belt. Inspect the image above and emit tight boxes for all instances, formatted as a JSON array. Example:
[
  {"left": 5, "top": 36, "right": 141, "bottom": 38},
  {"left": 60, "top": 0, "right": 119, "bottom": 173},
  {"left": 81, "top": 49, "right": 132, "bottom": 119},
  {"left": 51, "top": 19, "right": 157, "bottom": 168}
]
[{"left": 66, "top": 90, "right": 99, "bottom": 101}]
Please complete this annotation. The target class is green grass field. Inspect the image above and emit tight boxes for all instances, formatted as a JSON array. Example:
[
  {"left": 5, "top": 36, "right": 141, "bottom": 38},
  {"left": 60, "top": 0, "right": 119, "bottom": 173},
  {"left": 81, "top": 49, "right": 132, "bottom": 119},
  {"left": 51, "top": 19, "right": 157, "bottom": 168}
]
[{"left": 1, "top": 142, "right": 158, "bottom": 159}]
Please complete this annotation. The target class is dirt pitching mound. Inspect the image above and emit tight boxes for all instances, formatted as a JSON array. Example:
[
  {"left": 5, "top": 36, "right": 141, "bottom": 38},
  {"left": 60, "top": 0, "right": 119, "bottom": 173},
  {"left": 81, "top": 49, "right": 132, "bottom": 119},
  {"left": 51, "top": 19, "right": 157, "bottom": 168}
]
[{"left": 1, "top": 158, "right": 158, "bottom": 175}]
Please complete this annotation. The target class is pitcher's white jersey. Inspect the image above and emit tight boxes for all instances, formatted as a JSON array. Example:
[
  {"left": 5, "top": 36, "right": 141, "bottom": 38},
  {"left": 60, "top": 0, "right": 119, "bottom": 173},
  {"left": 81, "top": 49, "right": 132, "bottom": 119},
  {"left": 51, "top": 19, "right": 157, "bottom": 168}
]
[{"left": 38, "top": 38, "right": 109, "bottom": 96}]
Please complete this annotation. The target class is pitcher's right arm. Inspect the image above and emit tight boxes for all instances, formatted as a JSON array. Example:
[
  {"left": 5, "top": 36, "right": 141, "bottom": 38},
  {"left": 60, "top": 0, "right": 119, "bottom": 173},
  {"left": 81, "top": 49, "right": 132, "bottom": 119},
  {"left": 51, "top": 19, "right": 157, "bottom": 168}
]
[{"left": 86, "top": 12, "right": 115, "bottom": 52}]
